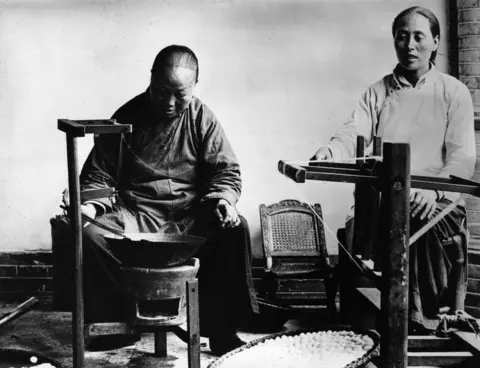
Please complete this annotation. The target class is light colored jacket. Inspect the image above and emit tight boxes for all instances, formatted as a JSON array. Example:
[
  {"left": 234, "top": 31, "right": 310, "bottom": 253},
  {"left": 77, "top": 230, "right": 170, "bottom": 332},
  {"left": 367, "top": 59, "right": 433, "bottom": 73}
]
[{"left": 328, "top": 65, "right": 476, "bottom": 203}]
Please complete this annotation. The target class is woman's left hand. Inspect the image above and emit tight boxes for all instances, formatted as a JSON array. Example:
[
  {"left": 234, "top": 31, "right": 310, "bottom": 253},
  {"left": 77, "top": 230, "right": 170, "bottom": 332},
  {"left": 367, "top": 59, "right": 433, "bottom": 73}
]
[{"left": 410, "top": 190, "right": 438, "bottom": 221}]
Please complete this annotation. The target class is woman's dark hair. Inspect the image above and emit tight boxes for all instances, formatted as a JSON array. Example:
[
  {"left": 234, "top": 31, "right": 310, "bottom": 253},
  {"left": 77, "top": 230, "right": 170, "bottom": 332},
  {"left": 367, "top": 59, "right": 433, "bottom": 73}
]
[
  {"left": 392, "top": 6, "right": 440, "bottom": 64},
  {"left": 151, "top": 45, "right": 199, "bottom": 82}
]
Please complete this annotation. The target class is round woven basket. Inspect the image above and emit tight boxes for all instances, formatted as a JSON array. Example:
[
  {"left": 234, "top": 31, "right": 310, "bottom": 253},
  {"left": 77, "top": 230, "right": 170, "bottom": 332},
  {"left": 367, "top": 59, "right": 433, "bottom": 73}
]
[{"left": 207, "top": 327, "right": 380, "bottom": 368}]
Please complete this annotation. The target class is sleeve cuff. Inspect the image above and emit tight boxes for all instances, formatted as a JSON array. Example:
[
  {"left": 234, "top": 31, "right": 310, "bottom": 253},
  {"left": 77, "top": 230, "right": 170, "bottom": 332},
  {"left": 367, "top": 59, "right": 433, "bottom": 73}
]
[
  {"left": 443, "top": 191, "right": 463, "bottom": 205},
  {"left": 201, "top": 192, "right": 238, "bottom": 206},
  {"left": 83, "top": 200, "right": 107, "bottom": 216},
  {"left": 328, "top": 140, "right": 349, "bottom": 161},
  {"left": 435, "top": 190, "right": 445, "bottom": 201}
]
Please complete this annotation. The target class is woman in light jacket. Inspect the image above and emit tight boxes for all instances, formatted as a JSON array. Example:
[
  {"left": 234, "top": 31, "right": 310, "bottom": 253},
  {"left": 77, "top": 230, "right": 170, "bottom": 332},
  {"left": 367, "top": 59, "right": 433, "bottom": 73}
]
[{"left": 311, "top": 6, "right": 476, "bottom": 332}]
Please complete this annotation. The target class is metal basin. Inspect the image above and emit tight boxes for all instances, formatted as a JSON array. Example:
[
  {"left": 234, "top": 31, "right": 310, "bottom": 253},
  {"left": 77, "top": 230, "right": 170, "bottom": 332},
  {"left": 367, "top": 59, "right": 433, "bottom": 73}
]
[{"left": 104, "top": 232, "right": 206, "bottom": 268}]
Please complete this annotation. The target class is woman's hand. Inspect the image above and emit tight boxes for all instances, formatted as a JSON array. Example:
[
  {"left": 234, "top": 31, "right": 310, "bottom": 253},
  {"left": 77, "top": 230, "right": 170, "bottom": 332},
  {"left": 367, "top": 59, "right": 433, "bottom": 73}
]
[
  {"left": 214, "top": 199, "right": 241, "bottom": 228},
  {"left": 410, "top": 190, "right": 437, "bottom": 221},
  {"left": 310, "top": 147, "right": 333, "bottom": 163}
]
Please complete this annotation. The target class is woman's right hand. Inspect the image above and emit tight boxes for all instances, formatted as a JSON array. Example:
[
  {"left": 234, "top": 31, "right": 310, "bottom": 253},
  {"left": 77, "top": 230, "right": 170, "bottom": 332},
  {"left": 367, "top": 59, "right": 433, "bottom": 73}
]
[
  {"left": 410, "top": 190, "right": 437, "bottom": 221},
  {"left": 310, "top": 147, "right": 333, "bottom": 163}
]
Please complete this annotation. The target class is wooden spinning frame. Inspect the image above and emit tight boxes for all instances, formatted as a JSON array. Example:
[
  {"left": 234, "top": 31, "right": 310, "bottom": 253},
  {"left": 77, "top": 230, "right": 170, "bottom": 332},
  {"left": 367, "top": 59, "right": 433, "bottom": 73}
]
[{"left": 279, "top": 136, "right": 480, "bottom": 368}]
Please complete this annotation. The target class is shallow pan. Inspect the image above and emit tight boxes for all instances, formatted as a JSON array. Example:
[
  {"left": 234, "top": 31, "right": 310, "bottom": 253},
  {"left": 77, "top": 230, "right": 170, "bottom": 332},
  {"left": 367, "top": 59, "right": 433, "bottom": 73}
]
[{"left": 104, "top": 232, "right": 206, "bottom": 268}]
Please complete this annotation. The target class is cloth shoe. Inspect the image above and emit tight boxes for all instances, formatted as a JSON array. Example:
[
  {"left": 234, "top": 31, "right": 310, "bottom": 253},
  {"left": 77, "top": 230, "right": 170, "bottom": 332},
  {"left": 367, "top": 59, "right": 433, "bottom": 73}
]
[
  {"left": 435, "top": 310, "right": 480, "bottom": 337},
  {"left": 408, "top": 321, "right": 430, "bottom": 336}
]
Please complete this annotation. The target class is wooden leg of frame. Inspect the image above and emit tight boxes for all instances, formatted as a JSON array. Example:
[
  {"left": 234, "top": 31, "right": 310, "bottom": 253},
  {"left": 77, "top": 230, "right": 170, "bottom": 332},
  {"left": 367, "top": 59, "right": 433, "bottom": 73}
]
[
  {"left": 325, "top": 272, "right": 338, "bottom": 322},
  {"left": 338, "top": 229, "right": 352, "bottom": 323},
  {"left": 187, "top": 279, "right": 200, "bottom": 368},
  {"left": 154, "top": 330, "right": 167, "bottom": 357}
]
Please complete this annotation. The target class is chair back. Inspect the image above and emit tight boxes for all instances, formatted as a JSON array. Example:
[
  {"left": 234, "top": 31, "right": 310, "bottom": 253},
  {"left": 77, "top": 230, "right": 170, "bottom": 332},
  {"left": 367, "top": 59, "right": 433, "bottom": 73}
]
[{"left": 259, "top": 199, "right": 329, "bottom": 266}]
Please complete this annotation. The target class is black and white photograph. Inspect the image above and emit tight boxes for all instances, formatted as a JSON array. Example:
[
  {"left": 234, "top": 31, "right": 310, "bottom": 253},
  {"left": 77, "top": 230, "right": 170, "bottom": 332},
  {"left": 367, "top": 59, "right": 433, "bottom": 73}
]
[{"left": 0, "top": 0, "right": 479, "bottom": 367}]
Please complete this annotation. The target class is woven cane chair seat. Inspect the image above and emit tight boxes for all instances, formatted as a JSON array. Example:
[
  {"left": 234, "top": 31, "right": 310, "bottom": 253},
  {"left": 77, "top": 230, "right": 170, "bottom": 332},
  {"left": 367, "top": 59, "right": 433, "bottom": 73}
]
[{"left": 270, "top": 212, "right": 317, "bottom": 252}]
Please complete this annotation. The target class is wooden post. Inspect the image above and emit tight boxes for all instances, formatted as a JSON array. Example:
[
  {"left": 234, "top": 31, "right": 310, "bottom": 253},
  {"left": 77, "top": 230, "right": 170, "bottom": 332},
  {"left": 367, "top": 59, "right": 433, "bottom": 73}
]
[
  {"left": 371, "top": 137, "right": 382, "bottom": 270},
  {"left": 341, "top": 135, "right": 370, "bottom": 322},
  {"left": 338, "top": 228, "right": 351, "bottom": 323},
  {"left": 356, "top": 135, "right": 366, "bottom": 164},
  {"left": 373, "top": 136, "right": 382, "bottom": 157},
  {"left": 66, "top": 135, "right": 84, "bottom": 368},
  {"left": 354, "top": 135, "right": 381, "bottom": 261},
  {"left": 154, "top": 331, "right": 168, "bottom": 357},
  {"left": 379, "top": 142, "right": 410, "bottom": 368},
  {"left": 353, "top": 135, "right": 366, "bottom": 256},
  {"left": 187, "top": 279, "right": 200, "bottom": 368}
]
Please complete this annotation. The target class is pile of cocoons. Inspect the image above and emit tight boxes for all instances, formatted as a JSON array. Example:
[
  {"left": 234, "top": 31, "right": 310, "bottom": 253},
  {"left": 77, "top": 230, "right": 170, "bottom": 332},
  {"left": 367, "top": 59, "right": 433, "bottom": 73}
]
[{"left": 216, "top": 330, "right": 375, "bottom": 368}]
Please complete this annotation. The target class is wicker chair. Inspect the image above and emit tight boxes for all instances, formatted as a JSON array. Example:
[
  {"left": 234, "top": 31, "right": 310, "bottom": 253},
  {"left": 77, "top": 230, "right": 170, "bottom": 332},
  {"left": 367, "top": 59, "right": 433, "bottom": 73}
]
[{"left": 258, "top": 199, "right": 337, "bottom": 319}]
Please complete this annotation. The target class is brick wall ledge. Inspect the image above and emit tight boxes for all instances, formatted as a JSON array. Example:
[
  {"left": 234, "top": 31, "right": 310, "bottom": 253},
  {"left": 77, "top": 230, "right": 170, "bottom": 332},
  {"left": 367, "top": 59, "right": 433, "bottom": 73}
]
[{"left": 0, "top": 248, "right": 476, "bottom": 312}]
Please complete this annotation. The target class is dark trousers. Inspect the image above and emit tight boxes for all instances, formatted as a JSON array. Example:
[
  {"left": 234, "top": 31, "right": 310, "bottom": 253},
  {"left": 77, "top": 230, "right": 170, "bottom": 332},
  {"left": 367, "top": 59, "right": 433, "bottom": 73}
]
[
  {"left": 409, "top": 199, "right": 467, "bottom": 328},
  {"left": 345, "top": 199, "right": 467, "bottom": 328},
  {"left": 62, "top": 209, "right": 259, "bottom": 338}
]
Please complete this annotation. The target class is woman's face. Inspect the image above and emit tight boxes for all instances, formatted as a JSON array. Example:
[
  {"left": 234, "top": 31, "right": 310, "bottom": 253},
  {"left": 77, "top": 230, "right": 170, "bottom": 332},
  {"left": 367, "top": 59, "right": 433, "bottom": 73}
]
[
  {"left": 149, "top": 66, "right": 196, "bottom": 120},
  {"left": 393, "top": 13, "right": 439, "bottom": 74}
]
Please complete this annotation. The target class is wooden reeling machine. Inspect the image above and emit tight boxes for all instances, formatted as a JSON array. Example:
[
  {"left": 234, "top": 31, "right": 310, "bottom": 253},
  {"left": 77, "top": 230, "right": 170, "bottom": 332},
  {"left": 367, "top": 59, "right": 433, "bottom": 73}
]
[{"left": 278, "top": 137, "right": 480, "bottom": 368}]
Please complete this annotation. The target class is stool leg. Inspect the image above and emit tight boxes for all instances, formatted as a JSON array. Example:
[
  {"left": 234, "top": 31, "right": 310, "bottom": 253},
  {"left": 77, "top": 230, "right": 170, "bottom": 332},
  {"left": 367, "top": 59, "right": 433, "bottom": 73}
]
[
  {"left": 154, "top": 331, "right": 167, "bottom": 357},
  {"left": 325, "top": 272, "right": 338, "bottom": 322},
  {"left": 187, "top": 279, "right": 200, "bottom": 368}
]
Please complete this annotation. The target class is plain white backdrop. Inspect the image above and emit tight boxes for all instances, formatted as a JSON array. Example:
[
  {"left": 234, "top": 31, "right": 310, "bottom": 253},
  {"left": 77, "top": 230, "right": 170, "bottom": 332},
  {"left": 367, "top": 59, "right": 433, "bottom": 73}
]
[{"left": 0, "top": 0, "right": 450, "bottom": 255}]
